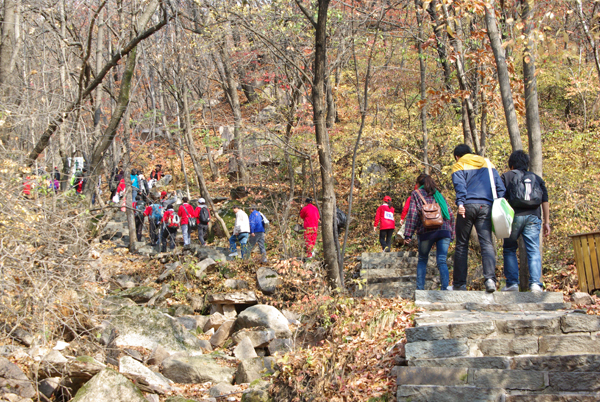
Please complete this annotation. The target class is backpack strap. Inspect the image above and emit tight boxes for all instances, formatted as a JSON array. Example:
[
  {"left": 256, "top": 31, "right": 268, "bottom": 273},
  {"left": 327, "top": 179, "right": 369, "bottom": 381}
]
[
  {"left": 485, "top": 158, "right": 498, "bottom": 200},
  {"left": 414, "top": 189, "right": 428, "bottom": 206}
]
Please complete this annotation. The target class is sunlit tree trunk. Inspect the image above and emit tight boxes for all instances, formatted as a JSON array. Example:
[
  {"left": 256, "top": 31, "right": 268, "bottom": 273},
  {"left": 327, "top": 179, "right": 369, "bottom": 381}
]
[{"left": 485, "top": 0, "right": 522, "bottom": 151}]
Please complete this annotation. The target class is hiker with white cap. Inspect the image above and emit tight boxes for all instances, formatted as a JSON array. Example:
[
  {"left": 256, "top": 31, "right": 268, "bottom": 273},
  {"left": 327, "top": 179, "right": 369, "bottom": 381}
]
[{"left": 195, "top": 198, "right": 210, "bottom": 246}]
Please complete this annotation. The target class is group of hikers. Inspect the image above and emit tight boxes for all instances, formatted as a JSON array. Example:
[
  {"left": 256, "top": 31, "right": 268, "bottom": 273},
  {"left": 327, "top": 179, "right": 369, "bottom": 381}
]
[{"left": 373, "top": 145, "right": 550, "bottom": 293}]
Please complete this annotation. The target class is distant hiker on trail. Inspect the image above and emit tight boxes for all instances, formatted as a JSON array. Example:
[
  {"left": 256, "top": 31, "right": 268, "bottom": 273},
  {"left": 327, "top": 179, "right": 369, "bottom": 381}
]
[
  {"left": 247, "top": 205, "right": 268, "bottom": 263},
  {"left": 22, "top": 175, "right": 32, "bottom": 198},
  {"left": 451, "top": 144, "right": 505, "bottom": 293},
  {"left": 229, "top": 204, "right": 250, "bottom": 258},
  {"left": 178, "top": 196, "right": 196, "bottom": 248},
  {"left": 501, "top": 150, "right": 550, "bottom": 293},
  {"left": 138, "top": 173, "right": 149, "bottom": 197},
  {"left": 195, "top": 198, "right": 210, "bottom": 246},
  {"left": 161, "top": 204, "right": 179, "bottom": 252},
  {"left": 113, "top": 176, "right": 126, "bottom": 204},
  {"left": 374, "top": 195, "right": 396, "bottom": 252},
  {"left": 150, "top": 165, "right": 163, "bottom": 181},
  {"left": 131, "top": 169, "right": 140, "bottom": 202},
  {"left": 134, "top": 195, "right": 146, "bottom": 242},
  {"left": 74, "top": 168, "right": 87, "bottom": 194},
  {"left": 110, "top": 169, "right": 123, "bottom": 202},
  {"left": 160, "top": 190, "right": 177, "bottom": 208},
  {"left": 144, "top": 195, "right": 163, "bottom": 246},
  {"left": 404, "top": 174, "right": 455, "bottom": 291},
  {"left": 299, "top": 198, "right": 320, "bottom": 259}
]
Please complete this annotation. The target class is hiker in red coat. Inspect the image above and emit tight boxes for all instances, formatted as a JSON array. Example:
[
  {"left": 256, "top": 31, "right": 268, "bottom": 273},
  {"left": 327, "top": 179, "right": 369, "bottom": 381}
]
[
  {"left": 299, "top": 198, "right": 320, "bottom": 258},
  {"left": 374, "top": 195, "right": 396, "bottom": 252}
]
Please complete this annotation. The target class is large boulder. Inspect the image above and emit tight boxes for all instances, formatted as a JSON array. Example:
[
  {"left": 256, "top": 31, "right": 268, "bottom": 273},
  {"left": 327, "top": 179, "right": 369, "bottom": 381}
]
[
  {"left": 231, "top": 329, "right": 275, "bottom": 348},
  {"left": 71, "top": 368, "right": 148, "bottom": 402},
  {"left": 0, "top": 356, "right": 35, "bottom": 399},
  {"left": 234, "top": 305, "right": 292, "bottom": 338},
  {"left": 119, "top": 356, "right": 173, "bottom": 394},
  {"left": 256, "top": 268, "right": 280, "bottom": 295},
  {"left": 109, "top": 306, "right": 205, "bottom": 353},
  {"left": 161, "top": 355, "right": 236, "bottom": 384},
  {"left": 235, "top": 357, "right": 276, "bottom": 384}
]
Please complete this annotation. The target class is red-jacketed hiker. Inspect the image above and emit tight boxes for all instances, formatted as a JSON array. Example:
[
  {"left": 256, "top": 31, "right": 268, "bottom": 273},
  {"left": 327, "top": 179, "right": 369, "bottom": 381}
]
[
  {"left": 374, "top": 195, "right": 396, "bottom": 252},
  {"left": 299, "top": 198, "right": 320, "bottom": 258}
]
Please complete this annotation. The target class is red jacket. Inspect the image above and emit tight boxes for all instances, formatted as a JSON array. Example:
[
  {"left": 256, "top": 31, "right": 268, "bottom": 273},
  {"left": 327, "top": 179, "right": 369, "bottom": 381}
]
[
  {"left": 300, "top": 204, "right": 320, "bottom": 228},
  {"left": 374, "top": 204, "right": 396, "bottom": 230},
  {"left": 401, "top": 197, "right": 411, "bottom": 221},
  {"left": 178, "top": 203, "right": 196, "bottom": 225},
  {"left": 117, "top": 179, "right": 126, "bottom": 194}
]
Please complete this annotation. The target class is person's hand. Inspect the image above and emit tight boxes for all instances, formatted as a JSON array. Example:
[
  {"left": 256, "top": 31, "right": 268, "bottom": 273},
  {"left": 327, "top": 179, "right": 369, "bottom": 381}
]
[
  {"left": 373, "top": 227, "right": 377, "bottom": 232},
  {"left": 404, "top": 239, "right": 412, "bottom": 245},
  {"left": 458, "top": 204, "right": 466, "bottom": 218},
  {"left": 251, "top": 233, "right": 255, "bottom": 237},
  {"left": 543, "top": 223, "right": 551, "bottom": 237}
]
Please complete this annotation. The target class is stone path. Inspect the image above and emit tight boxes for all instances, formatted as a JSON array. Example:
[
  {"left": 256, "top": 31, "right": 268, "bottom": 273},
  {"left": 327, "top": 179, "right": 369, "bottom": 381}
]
[
  {"left": 395, "top": 290, "right": 600, "bottom": 401},
  {"left": 355, "top": 251, "right": 439, "bottom": 299}
]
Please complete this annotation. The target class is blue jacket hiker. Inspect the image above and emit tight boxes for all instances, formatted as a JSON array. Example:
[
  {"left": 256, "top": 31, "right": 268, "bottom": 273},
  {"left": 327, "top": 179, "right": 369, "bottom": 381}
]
[{"left": 247, "top": 207, "right": 268, "bottom": 263}]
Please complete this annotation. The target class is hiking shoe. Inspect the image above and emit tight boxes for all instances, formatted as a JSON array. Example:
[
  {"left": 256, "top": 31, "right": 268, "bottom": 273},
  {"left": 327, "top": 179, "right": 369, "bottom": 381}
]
[
  {"left": 228, "top": 252, "right": 238, "bottom": 257},
  {"left": 485, "top": 279, "right": 496, "bottom": 293},
  {"left": 530, "top": 284, "right": 543, "bottom": 293},
  {"left": 502, "top": 284, "right": 519, "bottom": 292},
  {"left": 453, "top": 284, "right": 467, "bottom": 291}
]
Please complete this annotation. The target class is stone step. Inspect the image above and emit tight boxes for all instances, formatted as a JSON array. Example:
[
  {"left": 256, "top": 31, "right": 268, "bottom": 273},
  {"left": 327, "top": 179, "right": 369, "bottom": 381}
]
[
  {"left": 416, "top": 290, "right": 564, "bottom": 306},
  {"left": 505, "top": 394, "right": 600, "bottom": 402},
  {"left": 419, "top": 301, "right": 572, "bottom": 312},
  {"left": 360, "top": 251, "right": 418, "bottom": 269},
  {"left": 359, "top": 267, "right": 436, "bottom": 280},
  {"left": 396, "top": 367, "right": 600, "bottom": 394},
  {"left": 406, "top": 311, "right": 600, "bottom": 342},
  {"left": 405, "top": 333, "right": 600, "bottom": 360},
  {"left": 397, "top": 385, "right": 504, "bottom": 402},
  {"left": 409, "top": 354, "right": 600, "bottom": 372}
]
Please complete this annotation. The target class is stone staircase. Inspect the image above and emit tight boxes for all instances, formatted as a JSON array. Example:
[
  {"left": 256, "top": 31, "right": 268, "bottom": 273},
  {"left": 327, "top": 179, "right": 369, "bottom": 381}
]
[
  {"left": 395, "top": 290, "right": 600, "bottom": 401},
  {"left": 355, "top": 252, "right": 440, "bottom": 299}
]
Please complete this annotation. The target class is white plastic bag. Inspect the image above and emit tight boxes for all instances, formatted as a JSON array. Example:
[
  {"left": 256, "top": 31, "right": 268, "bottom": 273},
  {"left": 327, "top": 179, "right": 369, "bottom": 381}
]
[{"left": 486, "top": 159, "right": 514, "bottom": 239}]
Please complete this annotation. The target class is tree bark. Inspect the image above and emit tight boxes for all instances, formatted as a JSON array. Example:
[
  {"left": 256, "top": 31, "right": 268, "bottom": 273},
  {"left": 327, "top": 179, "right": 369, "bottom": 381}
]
[
  {"left": 441, "top": 3, "right": 481, "bottom": 154},
  {"left": 416, "top": 1, "right": 429, "bottom": 173},
  {"left": 181, "top": 83, "right": 230, "bottom": 238},
  {"left": 123, "top": 109, "right": 137, "bottom": 252},
  {"left": 0, "top": 0, "right": 18, "bottom": 88},
  {"left": 217, "top": 43, "right": 249, "bottom": 186},
  {"left": 575, "top": 0, "right": 600, "bottom": 91},
  {"left": 484, "top": 0, "right": 523, "bottom": 151},
  {"left": 309, "top": 0, "right": 342, "bottom": 288},
  {"left": 85, "top": 47, "right": 137, "bottom": 201},
  {"left": 522, "top": 0, "right": 543, "bottom": 176}
]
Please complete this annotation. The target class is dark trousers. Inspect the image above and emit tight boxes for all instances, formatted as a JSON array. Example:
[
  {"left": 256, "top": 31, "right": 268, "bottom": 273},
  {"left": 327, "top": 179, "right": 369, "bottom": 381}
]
[
  {"left": 379, "top": 229, "right": 394, "bottom": 252},
  {"left": 135, "top": 217, "right": 144, "bottom": 242},
  {"left": 453, "top": 203, "right": 496, "bottom": 287},
  {"left": 161, "top": 226, "right": 177, "bottom": 252},
  {"left": 197, "top": 223, "right": 208, "bottom": 246},
  {"left": 149, "top": 220, "right": 159, "bottom": 245}
]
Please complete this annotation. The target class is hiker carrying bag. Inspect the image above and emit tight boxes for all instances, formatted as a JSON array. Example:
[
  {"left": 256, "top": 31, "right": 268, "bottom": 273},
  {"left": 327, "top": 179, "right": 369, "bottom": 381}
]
[
  {"left": 150, "top": 203, "right": 164, "bottom": 224},
  {"left": 415, "top": 189, "right": 443, "bottom": 229},
  {"left": 507, "top": 170, "right": 543, "bottom": 209},
  {"left": 486, "top": 159, "right": 514, "bottom": 239},
  {"left": 135, "top": 202, "right": 146, "bottom": 221},
  {"left": 165, "top": 212, "right": 180, "bottom": 228},
  {"left": 198, "top": 207, "right": 210, "bottom": 224}
]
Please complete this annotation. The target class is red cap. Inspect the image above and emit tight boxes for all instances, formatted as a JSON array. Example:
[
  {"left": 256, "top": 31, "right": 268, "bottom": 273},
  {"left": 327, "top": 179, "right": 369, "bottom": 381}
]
[
  {"left": 161, "top": 191, "right": 167, "bottom": 198},
  {"left": 383, "top": 195, "right": 391, "bottom": 202}
]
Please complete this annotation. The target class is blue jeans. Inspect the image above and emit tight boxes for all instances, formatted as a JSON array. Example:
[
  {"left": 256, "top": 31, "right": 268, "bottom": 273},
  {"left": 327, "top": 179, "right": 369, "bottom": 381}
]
[
  {"left": 229, "top": 233, "right": 249, "bottom": 257},
  {"left": 503, "top": 215, "right": 542, "bottom": 288},
  {"left": 181, "top": 224, "right": 190, "bottom": 246},
  {"left": 417, "top": 237, "right": 451, "bottom": 290}
]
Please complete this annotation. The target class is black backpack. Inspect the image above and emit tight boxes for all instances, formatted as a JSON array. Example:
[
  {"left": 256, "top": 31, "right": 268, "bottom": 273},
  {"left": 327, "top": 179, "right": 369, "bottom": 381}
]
[
  {"left": 336, "top": 208, "right": 347, "bottom": 234},
  {"left": 135, "top": 202, "right": 146, "bottom": 221},
  {"left": 198, "top": 207, "right": 210, "bottom": 224},
  {"left": 507, "top": 170, "right": 543, "bottom": 208}
]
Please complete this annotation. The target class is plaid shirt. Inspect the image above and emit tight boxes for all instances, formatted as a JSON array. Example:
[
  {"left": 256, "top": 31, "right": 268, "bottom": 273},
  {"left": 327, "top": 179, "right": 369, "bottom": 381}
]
[{"left": 404, "top": 189, "right": 455, "bottom": 241}]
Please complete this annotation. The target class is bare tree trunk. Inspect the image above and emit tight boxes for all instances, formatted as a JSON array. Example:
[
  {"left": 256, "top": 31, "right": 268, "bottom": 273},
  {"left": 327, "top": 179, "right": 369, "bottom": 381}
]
[
  {"left": 181, "top": 82, "right": 230, "bottom": 238},
  {"left": 123, "top": 109, "right": 136, "bottom": 252},
  {"left": 416, "top": 1, "right": 429, "bottom": 173},
  {"left": 217, "top": 44, "right": 249, "bottom": 186},
  {"left": 86, "top": 47, "right": 137, "bottom": 201},
  {"left": 485, "top": 0, "right": 523, "bottom": 151},
  {"left": 306, "top": 0, "right": 342, "bottom": 288},
  {"left": 325, "top": 76, "right": 336, "bottom": 128},
  {"left": 575, "top": 0, "right": 600, "bottom": 88},
  {"left": 522, "top": 0, "right": 543, "bottom": 176},
  {"left": 0, "top": 0, "right": 18, "bottom": 88},
  {"left": 441, "top": 3, "right": 481, "bottom": 154}
]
